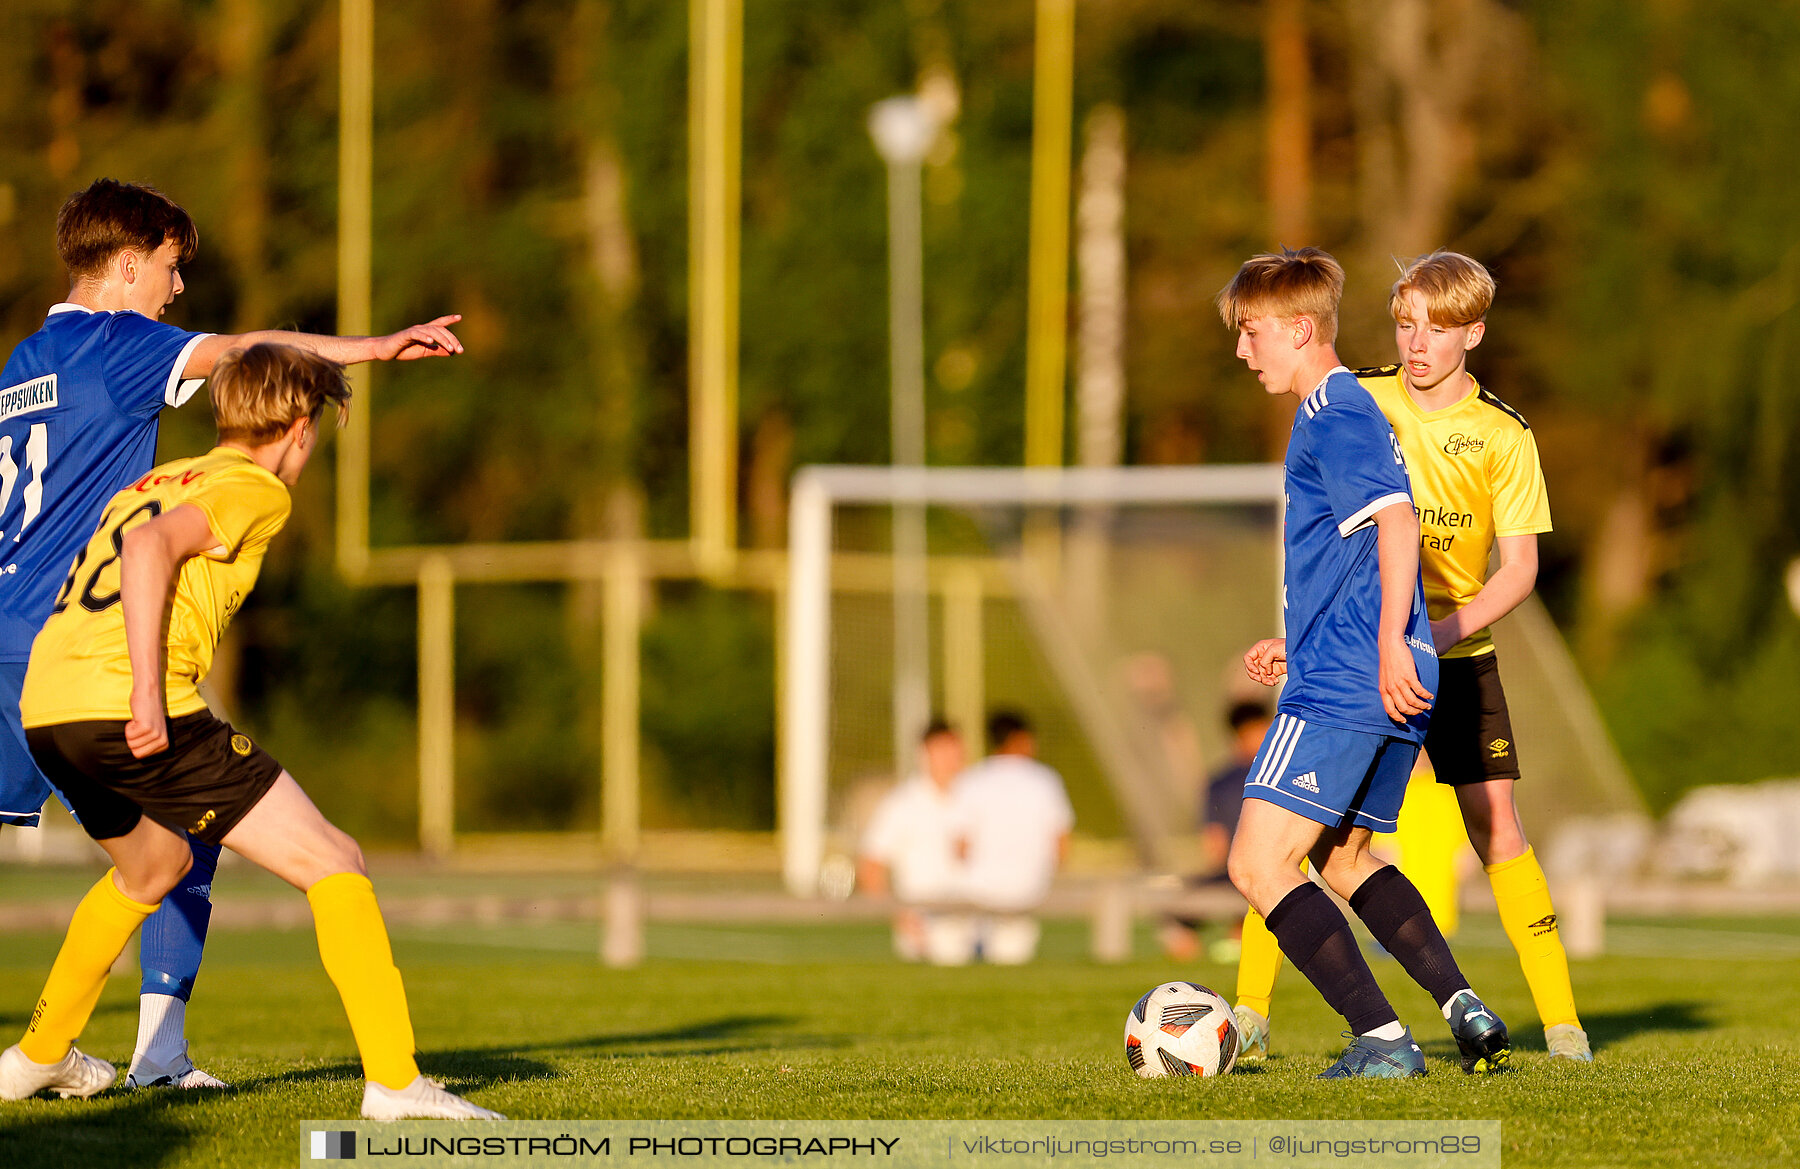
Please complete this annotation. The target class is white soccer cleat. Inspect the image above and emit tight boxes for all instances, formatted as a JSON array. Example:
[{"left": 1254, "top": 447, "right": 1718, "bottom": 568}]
[
  {"left": 361, "top": 1075, "right": 505, "bottom": 1120},
  {"left": 1233, "top": 1004, "right": 1271, "bottom": 1062},
  {"left": 0, "top": 1043, "right": 117, "bottom": 1100},
  {"left": 1545, "top": 1023, "right": 1594, "bottom": 1062},
  {"left": 126, "top": 1045, "right": 230, "bottom": 1090}
]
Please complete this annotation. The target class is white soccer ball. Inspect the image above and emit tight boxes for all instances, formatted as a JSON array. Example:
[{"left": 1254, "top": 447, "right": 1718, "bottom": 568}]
[{"left": 1123, "top": 981, "right": 1240, "bottom": 1078}]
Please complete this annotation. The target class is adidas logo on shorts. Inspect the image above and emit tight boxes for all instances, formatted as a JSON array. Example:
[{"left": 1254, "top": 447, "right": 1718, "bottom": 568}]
[{"left": 1291, "top": 771, "right": 1321, "bottom": 793}]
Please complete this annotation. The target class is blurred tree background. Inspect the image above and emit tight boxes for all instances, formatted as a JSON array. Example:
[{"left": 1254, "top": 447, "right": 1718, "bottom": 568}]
[{"left": 0, "top": 0, "right": 1794, "bottom": 837}]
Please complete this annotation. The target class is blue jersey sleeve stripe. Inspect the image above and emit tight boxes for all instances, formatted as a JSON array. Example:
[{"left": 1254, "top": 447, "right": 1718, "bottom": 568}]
[
  {"left": 163, "top": 334, "right": 213, "bottom": 407},
  {"left": 1335, "top": 490, "right": 1411, "bottom": 538}
]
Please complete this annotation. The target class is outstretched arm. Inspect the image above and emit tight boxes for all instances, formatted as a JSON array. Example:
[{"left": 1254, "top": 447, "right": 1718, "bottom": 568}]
[
  {"left": 1430, "top": 533, "right": 1538, "bottom": 651},
  {"left": 181, "top": 315, "right": 465, "bottom": 378},
  {"left": 120, "top": 505, "right": 224, "bottom": 758},
  {"left": 1373, "top": 499, "right": 1433, "bottom": 723}
]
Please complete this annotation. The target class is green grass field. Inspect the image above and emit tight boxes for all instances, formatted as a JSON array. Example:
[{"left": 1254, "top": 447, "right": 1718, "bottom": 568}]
[{"left": 0, "top": 910, "right": 1797, "bottom": 1168}]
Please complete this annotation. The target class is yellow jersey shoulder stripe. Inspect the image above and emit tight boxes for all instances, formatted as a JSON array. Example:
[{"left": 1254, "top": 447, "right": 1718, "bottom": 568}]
[{"left": 1477, "top": 388, "right": 1531, "bottom": 432}]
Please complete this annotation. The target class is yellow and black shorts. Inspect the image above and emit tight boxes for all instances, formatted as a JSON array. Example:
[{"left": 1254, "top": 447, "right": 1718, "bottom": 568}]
[
  {"left": 27, "top": 712, "right": 283, "bottom": 845},
  {"left": 1422, "top": 652, "right": 1522, "bottom": 786}
]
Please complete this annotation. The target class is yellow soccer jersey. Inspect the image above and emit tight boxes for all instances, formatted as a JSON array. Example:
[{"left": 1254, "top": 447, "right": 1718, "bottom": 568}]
[
  {"left": 22, "top": 447, "right": 290, "bottom": 726},
  {"left": 1358, "top": 366, "right": 1552, "bottom": 659}
]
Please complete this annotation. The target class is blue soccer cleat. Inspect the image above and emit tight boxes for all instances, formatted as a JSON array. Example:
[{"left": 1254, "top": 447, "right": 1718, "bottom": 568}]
[
  {"left": 1447, "top": 990, "right": 1511, "bottom": 1074},
  {"left": 1318, "top": 1029, "right": 1427, "bottom": 1079}
]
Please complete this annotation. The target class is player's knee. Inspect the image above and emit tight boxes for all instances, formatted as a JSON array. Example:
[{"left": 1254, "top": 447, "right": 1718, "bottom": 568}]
[
  {"left": 1226, "top": 850, "right": 1262, "bottom": 903},
  {"left": 121, "top": 846, "right": 193, "bottom": 904},
  {"left": 327, "top": 827, "right": 367, "bottom": 877}
]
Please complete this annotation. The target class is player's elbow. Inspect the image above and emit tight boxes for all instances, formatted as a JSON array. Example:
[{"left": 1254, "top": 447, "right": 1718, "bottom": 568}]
[
  {"left": 1503, "top": 544, "right": 1540, "bottom": 591},
  {"left": 1372, "top": 498, "right": 1418, "bottom": 534}
]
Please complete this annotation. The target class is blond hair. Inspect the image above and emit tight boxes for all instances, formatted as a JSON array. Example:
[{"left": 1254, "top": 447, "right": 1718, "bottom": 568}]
[
  {"left": 211, "top": 344, "right": 351, "bottom": 445},
  {"left": 1389, "top": 251, "right": 1495, "bottom": 327},
  {"left": 1216, "top": 247, "right": 1345, "bottom": 341}
]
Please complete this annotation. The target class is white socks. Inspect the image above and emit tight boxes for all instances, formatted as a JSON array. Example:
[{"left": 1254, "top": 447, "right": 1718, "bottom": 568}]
[
  {"left": 132, "top": 993, "right": 188, "bottom": 1070},
  {"left": 1361, "top": 1020, "right": 1409, "bottom": 1041}
]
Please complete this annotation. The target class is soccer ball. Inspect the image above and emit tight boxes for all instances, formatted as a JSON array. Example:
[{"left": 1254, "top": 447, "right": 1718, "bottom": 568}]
[{"left": 1123, "top": 981, "right": 1239, "bottom": 1078}]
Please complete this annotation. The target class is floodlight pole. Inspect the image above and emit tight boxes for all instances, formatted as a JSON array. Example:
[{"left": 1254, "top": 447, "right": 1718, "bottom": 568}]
[
  {"left": 870, "top": 97, "right": 940, "bottom": 781},
  {"left": 336, "top": 0, "right": 372, "bottom": 581},
  {"left": 689, "top": 0, "right": 743, "bottom": 580},
  {"left": 1025, "top": 0, "right": 1075, "bottom": 469}
]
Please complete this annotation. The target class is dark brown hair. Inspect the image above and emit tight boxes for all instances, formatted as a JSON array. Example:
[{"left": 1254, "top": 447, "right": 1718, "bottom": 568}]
[{"left": 56, "top": 179, "right": 199, "bottom": 280}]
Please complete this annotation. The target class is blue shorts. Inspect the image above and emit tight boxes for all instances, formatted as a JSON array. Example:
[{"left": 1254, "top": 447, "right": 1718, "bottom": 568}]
[
  {"left": 0, "top": 660, "right": 52, "bottom": 827},
  {"left": 1241, "top": 713, "right": 1417, "bottom": 831}
]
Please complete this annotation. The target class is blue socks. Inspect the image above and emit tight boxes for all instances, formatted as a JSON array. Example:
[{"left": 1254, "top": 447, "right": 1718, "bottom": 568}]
[{"left": 137, "top": 835, "right": 219, "bottom": 1000}]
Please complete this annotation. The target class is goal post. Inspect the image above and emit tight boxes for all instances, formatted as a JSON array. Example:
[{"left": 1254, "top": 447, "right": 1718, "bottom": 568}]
[{"left": 781, "top": 464, "right": 1285, "bottom": 897}]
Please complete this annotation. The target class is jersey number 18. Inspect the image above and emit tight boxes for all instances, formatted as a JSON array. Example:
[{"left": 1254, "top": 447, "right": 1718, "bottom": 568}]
[{"left": 50, "top": 499, "right": 164, "bottom": 616}]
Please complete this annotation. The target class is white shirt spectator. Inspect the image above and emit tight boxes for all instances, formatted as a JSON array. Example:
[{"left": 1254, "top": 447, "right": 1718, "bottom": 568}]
[
  {"left": 859, "top": 775, "right": 965, "bottom": 905},
  {"left": 952, "top": 754, "right": 1075, "bottom": 912}
]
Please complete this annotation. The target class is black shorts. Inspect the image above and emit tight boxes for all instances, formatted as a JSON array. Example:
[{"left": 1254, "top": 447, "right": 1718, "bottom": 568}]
[
  {"left": 1422, "top": 652, "right": 1521, "bottom": 786},
  {"left": 27, "top": 712, "right": 284, "bottom": 845}
]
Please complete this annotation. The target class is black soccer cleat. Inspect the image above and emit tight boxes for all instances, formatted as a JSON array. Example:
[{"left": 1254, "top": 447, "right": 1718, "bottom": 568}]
[{"left": 1446, "top": 990, "right": 1511, "bottom": 1074}]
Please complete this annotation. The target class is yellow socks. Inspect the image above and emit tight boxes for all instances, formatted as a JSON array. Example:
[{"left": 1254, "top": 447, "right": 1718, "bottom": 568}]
[
  {"left": 1487, "top": 847, "right": 1580, "bottom": 1029},
  {"left": 1234, "top": 905, "right": 1285, "bottom": 1019},
  {"left": 307, "top": 873, "right": 420, "bottom": 1090},
  {"left": 21, "top": 871, "right": 158, "bottom": 1064}
]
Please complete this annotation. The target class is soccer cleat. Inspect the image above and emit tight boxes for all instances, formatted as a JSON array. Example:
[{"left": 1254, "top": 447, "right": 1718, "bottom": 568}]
[
  {"left": 1545, "top": 1023, "right": 1593, "bottom": 1062},
  {"left": 126, "top": 1045, "right": 230, "bottom": 1090},
  {"left": 1317, "top": 1029, "right": 1427, "bottom": 1079},
  {"left": 1233, "top": 1004, "right": 1270, "bottom": 1062},
  {"left": 361, "top": 1075, "right": 506, "bottom": 1120},
  {"left": 1446, "top": 990, "right": 1511, "bottom": 1074},
  {"left": 0, "top": 1043, "right": 117, "bottom": 1100}
]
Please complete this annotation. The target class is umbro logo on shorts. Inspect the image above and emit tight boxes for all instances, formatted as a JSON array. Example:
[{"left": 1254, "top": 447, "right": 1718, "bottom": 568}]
[
  {"left": 1528, "top": 913, "right": 1558, "bottom": 936},
  {"left": 1291, "top": 771, "right": 1321, "bottom": 793},
  {"left": 1488, "top": 738, "right": 1511, "bottom": 758}
]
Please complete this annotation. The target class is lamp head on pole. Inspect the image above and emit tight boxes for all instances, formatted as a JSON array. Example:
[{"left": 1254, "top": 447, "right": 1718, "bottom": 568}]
[{"left": 868, "top": 96, "right": 941, "bottom": 166}]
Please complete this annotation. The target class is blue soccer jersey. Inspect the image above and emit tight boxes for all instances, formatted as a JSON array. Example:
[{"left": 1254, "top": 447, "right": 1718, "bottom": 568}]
[
  {"left": 1279, "top": 366, "right": 1438, "bottom": 742},
  {"left": 0, "top": 304, "right": 208, "bottom": 825},
  {"left": 0, "top": 305, "right": 208, "bottom": 658}
]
